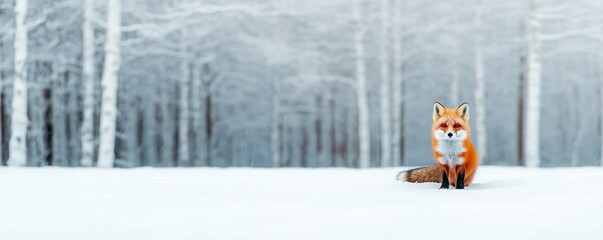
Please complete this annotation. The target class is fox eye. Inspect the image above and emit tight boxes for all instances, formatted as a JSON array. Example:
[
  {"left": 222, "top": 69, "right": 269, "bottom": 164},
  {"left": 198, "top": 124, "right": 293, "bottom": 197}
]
[
  {"left": 453, "top": 124, "right": 461, "bottom": 128},
  {"left": 440, "top": 124, "right": 447, "bottom": 128}
]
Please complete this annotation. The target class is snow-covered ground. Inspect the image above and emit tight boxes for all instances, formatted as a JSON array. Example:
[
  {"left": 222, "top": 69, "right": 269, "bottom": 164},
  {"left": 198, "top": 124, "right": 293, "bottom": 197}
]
[{"left": 0, "top": 167, "right": 601, "bottom": 240}]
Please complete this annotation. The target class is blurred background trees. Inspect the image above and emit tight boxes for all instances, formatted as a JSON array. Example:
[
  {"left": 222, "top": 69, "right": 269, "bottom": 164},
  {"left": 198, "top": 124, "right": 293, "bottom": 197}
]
[{"left": 0, "top": 0, "right": 601, "bottom": 168}]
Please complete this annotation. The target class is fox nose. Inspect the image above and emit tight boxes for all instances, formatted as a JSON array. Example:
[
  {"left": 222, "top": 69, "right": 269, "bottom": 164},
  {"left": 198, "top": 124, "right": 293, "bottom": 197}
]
[{"left": 447, "top": 133, "right": 453, "bottom": 138}]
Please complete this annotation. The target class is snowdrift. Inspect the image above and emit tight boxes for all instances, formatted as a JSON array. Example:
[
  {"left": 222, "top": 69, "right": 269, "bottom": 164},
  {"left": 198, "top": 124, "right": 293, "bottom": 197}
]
[{"left": 0, "top": 167, "right": 601, "bottom": 240}]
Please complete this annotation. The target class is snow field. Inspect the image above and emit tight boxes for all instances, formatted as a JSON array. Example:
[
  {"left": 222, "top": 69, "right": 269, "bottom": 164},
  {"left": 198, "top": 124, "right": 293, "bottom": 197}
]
[{"left": 0, "top": 167, "right": 601, "bottom": 240}]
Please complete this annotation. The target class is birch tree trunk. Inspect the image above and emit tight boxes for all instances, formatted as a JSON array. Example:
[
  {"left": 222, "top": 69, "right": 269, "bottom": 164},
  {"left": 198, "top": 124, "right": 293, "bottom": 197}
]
[
  {"left": 68, "top": 74, "right": 80, "bottom": 166},
  {"left": 51, "top": 63, "right": 68, "bottom": 166},
  {"left": 271, "top": 77, "right": 280, "bottom": 167},
  {"left": 525, "top": 0, "right": 541, "bottom": 168},
  {"left": 319, "top": 87, "right": 331, "bottom": 167},
  {"left": 518, "top": 53, "right": 526, "bottom": 166},
  {"left": 346, "top": 105, "right": 355, "bottom": 167},
  {"left": 81, "top": 0, "right": 95, "bottom": 167},
  {"left": 191, "top": 60, "right": 204, "bottom": 166},
  {"left": 97, "top": 0, "right": 121, "bottom": 168},
  {"left": 450, "top": 44, "right": 459, "bottom": 105},
  {"left": 0, "top": 35, "right": 4, "bottom": 163},
  {"left": 570, "top": 86, "right": 584, "bottom": 167},
  {"left": 353, "top": 0, "right": 370, "bottom": 168},
  {"left": 379, "top": 0, "right": 391, "bottom": 168},
  {"left": 391, "top": 0, "right": 403, "bottom": 166},
  {"left": 178, "top": 31, "right": 190, "bottom": 167},
  {"left": 474, "top": 0, "right": 488, "bottom": 164},
  {"left": 125, "top": 78, "right": 140, "bottom": 167},
  {"left": 161, "top": 79, "right": 174, "bottom": 167},
  {"left": 202, "top": 65, "right": 212, "bottom": 166},
  {"left": 600, "top": 72, "right": 603, "bottom": 166},
  {"left": 8, "top": 0, "right": 28, "bottom": 166},
  {"left": 142, "top": 89, "right": 157, "bottom": 167}
]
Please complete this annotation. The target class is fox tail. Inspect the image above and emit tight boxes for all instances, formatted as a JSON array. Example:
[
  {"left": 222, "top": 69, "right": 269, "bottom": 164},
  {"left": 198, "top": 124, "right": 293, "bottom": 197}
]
[{"left": 397, "top": 166, "right": 441, "bottom": 183}]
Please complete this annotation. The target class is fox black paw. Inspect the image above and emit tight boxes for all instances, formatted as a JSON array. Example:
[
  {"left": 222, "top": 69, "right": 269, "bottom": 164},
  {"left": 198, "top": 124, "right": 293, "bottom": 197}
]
[
  {"left": 440, "top": 169, "right": 449, "bottom": 189},
  {"left": 455, "top": 171, "right": 465, "bottom": 189}
]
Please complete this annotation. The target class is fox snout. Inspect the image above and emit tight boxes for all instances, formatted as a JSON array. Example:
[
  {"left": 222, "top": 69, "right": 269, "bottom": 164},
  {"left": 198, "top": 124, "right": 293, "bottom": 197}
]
[{"left": 435, "top": 129, "right": 467, "bottom": 141}]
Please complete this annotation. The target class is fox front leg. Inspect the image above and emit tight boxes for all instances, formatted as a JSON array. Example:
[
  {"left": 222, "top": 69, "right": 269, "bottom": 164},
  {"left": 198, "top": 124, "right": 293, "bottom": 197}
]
[
  {"left": 456, "top": 170, "right": 465, "bottom": 189},
  {"left": 440, "top": 169, "right": 449, "bottom": 189}
]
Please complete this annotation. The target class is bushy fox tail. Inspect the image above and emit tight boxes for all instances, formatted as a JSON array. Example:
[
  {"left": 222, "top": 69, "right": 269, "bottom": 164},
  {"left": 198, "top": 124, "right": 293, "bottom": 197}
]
[{"left": 397, "top": 166, "right": 441, "bottom": 183}]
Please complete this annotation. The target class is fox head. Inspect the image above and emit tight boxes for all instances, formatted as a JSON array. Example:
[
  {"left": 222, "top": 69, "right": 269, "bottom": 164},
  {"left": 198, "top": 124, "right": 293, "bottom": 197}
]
[{"left": 432, "top": 102, "right": 470, "bottom": 141}]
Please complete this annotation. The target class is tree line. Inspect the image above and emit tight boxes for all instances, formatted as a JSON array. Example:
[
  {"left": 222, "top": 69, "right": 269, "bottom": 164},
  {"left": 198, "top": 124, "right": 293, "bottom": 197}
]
[{"left": 0, "top": 0, "right": 601, "bottom": 168}]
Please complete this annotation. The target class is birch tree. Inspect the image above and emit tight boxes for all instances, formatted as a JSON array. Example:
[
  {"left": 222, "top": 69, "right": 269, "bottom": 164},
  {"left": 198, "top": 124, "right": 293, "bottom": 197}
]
[
  {"left": 379, "top": 0, "right": 391, "bottom": 167},
  {"left": 391, "top": 0, "right": 403, "bottom": 166},
  {"left": 474, "top": 0, "right": 487, "bottom": 164},
  {"left": 51, "top": 62, "right": 68, "bottom": 166},
  {"left": 81, "top": 0, "right": 95, "bottom": 167},
  {"left": 191, "top": 59, "right": 203, "bottom": 166},
  {"left": 0, "top": 34, "right": 4, "bottom": 164},
  {"left": 271, "top": 76, "right": 281, "bottom": 167},
  {"left": 178, "top": 30, "right": 190, "bottom": 167},
  {"left": 525, "top": 0, "right": 541, "bottom": 168},
  {"left": 8, "top": 0, "right": 28, "bottom": 166},
  {"left": 450, "top": 44, "right": 460, "bottom": 105},
  {"left": 518, "top": 53, "right": 526, "bottom": 166},
  {"left": 161, "top": 78, "right": 175, "bottom": 167},
  {"left": 601, "top": 71, "right": 603, "bottom": 166},
  {"left": 97, "top": 0, "right": 121, "bottom": 168},
  {"left": 353, "top": 0, "right": 370, "bottom": 168}
]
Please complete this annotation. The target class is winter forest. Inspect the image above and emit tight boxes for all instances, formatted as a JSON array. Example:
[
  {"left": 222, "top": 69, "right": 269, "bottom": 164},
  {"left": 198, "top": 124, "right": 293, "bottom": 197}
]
[{"left": 0, "top": 0, "right": 602, "bottom": 168}]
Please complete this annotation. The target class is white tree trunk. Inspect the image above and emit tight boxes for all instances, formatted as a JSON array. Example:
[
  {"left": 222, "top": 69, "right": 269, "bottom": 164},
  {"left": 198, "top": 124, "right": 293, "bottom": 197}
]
[
  {"left": 525, "top": 0, "right": 541, "bottom": 168},
  {"left": 178, "top": 31, "right": 190, "bottom": 167},
  {"left": 271, "top": 77, "right": 280, "bottom": 167},
  {"left": 379, "top": 0, "right": 391, "bottom": 168},
  {"left": 142, "top": 88, "right": 158, "bottom": 166},
  {"left": 570, "top": 86, "right": 584, "bottom": 167},
  {"left": 125, "top": 79, "right": 140, "bottom": 167},
  {"left": 450, "top": 44, "right": 459, "bottom": 105},
  {"left": 601, "top": 74, "right": 603, "bottom": 166},
  {"left": 319, "top": 88, "right": 331, "bottom": 167},
  {"left": 81, "top": 0, "right": 95, "bottom": 167},
  {"left": 391, "top": 0, "right": 403, "bottom": 166},
  {"left": 51, "top": 63, "right": 68, "bottom": 166},
  {"left": 474, "top": 0, "right": 488, "bottom": 164},
  {"left": 0, "top": 31, "right": 4, "bottom": 164},
  {"left": 161, "top": 79, "right": 174, "bottom": 167},
  {"left": 8, "top": 0, "right": 28, "bottom": 167},
  {"left": 97, "top": 0, "right": 121, "bottom": 168},
  {"left": 191, "top": 60, "right": 203, "bottom": 166},
  {"left": 68, "top": 74, "right": 80, "bottom": 166},
  {"left": 353, "top": 0, "right": 370, "bottom": 168}
]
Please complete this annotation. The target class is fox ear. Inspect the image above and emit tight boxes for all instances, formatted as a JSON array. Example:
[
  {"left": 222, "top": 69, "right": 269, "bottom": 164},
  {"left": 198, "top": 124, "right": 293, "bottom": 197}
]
[
  {"left": 433, "top": 102, "right": 446, "bottom": 120},
  {"left": 457, "top": 102, "right": 469, "bottom": 119}
]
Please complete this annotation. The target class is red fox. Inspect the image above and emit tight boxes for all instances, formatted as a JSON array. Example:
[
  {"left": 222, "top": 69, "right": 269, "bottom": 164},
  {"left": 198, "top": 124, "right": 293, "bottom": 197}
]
[{"left": 397, "top": 102, "right": 479, "bottom": 189}]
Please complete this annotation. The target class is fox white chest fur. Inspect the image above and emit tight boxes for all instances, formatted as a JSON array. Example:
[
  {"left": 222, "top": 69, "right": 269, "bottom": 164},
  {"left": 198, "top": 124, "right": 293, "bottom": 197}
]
[{"left": 434, "top": 129, "right": 467, "bottom": 165}]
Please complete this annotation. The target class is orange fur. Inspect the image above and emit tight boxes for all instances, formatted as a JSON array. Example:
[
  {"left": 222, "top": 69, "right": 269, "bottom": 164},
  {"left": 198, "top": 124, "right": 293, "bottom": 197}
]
[
  {"left": 397, "top": 102, "right": 479, "bottom": 189},
  {"left": 432, "top": 102, "right": 478, "bottom": 188}
]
